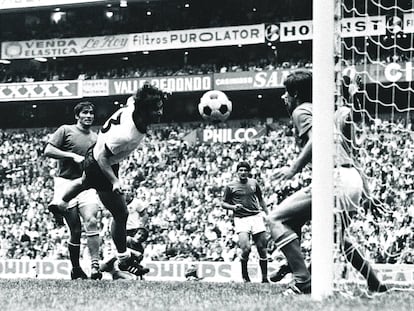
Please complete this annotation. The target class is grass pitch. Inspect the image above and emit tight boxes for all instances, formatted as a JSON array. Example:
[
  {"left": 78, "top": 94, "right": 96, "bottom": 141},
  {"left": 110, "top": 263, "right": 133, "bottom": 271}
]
[{"left": 0, "top": 279, "right": 412, "bottom": 311}]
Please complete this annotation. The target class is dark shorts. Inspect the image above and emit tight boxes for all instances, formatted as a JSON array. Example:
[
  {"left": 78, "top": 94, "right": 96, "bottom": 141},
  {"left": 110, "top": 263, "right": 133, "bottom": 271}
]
[{"left": 83, "top": 146, "right": 119, "bottom": 192}]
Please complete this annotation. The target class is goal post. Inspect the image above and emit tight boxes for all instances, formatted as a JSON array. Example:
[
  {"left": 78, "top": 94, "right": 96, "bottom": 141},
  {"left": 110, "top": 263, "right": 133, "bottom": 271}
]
[{"left": 312, "top": 0, "right": 336, "bottom": 300}]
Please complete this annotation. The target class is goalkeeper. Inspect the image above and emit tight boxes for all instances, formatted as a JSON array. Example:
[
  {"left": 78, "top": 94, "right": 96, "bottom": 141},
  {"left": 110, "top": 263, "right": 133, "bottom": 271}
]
[
  {"left": 101, "top": 186, "right": 150, "bottom": 280},
  {"left": 332, "top": 74, "right": 387, "bottom": 293}
]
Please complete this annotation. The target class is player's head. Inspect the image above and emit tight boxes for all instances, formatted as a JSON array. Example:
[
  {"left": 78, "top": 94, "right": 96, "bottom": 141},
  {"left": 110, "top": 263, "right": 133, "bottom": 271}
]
[
  {"left": 282, "top": 69, "right": 312, "bottom": 113},
  {"left": 124, "top": 186, "right": 134, "bottom": 204},
  {"left": 135, "top": 227, "right": 149, "bottom": 242},
  {"left": 74, "top": 101, "right": 95, "bottom": 128},
  {"left": 237, "top": 161, "right": 251, "bottom": 182},
  {"left": 133, "top": 83, "right": 167, "bottom": 124}
]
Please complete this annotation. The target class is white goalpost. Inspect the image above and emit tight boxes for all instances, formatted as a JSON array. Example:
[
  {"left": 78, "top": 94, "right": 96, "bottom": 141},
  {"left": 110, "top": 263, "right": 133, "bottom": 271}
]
[{"left": 311, "top": 0, "right": 336, "bottom": 300}]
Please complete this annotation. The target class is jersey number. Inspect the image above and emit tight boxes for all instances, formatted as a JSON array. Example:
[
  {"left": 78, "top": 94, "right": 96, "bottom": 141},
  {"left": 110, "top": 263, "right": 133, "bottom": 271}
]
[{"left": 101, "top": 112, "right": 122, "bottom": 133}]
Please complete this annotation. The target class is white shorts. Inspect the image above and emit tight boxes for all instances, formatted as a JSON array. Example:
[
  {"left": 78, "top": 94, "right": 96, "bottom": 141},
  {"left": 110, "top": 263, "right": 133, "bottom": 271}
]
[
  {"left": 334, "top": 167, "right": 362, "bottom": 213},
  {"left": 53, "top": 177, "right": 100, "bottom": 210},
  {"left": 234, "top": 213, "right": 266, "bottom": 235}
]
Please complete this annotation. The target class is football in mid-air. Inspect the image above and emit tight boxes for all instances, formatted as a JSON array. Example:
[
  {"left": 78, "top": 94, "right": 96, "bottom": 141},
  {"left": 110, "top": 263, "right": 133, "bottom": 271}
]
[{"left": 198, "top": 90, "right": 232, "bottom": 122}]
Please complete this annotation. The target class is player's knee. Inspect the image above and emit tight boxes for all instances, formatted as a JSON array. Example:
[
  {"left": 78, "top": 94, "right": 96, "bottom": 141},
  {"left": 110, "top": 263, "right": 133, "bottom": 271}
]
[
  {"left": 84, "top": 216, "right": 98, "bottom": 231},
  {"left": 240, "top": 245, "right": 251, "bottom": 258}
]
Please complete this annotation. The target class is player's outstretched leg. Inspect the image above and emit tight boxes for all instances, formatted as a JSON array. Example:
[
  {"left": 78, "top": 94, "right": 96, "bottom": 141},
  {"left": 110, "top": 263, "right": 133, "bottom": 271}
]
[
  {"left": 48, "top": 177, "right": 86, "bottom": 226},
  {"left": 117, "top": 251, "right": 150, "bottom": 276},
  {"left": 343, "top": 238, "right": 387, "bottom": 293}
]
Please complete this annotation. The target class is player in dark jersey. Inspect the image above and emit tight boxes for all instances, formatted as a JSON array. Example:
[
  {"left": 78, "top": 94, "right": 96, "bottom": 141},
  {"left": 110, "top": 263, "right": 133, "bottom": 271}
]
[
  {"left": 268, "top": 70, "right": 313, "bottom": 294},
  {"left": 49, "top": 83, "right": 168, "bottom": 277},
  {"left": 45, "top": 101, "right": 102, "bottom": 280},
  {"left": 222, "top": 161, "right": 269, "bottom": 283},
  {"left": 268, "top": 70, "right": 387, "bottom": 294}
]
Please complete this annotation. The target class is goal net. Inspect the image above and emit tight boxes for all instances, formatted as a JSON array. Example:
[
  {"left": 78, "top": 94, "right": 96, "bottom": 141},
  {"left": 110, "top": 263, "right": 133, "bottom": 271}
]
[{"left": 331, "top": 0, "right": 414, "bottom": 295}]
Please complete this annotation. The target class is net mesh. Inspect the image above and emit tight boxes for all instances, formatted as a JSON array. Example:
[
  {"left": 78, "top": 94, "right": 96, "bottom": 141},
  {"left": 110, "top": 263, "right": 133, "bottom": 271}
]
[{"left": 333, "top": 0, "right": 414, "bottom": 290}]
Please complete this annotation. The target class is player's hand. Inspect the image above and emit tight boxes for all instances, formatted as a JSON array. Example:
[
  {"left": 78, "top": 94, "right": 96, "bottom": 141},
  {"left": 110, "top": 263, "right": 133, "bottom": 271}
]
[
  {"left": 72, "top": 154, "right": 84, "bottom": 164},
  {"left": 112, "top": 180, "right": 124, "bottom": 195},
  {"left": 274, "top": 166, "right": 296, "bottom": 180}
]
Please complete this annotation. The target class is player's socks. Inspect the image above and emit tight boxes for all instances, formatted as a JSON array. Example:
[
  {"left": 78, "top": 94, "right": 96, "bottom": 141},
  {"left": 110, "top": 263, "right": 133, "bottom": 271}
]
[
  {"left": 259, "top": 258, "right": 268, "bottom": 283},
  {"left": 343, "top": 239, "right": 387, "bottom": 292},
  {"left": 240, "top": 258, "right": 250, "bottom": 282},
  {"left": 280, "top": 239, "right": 310, "bottom": 283},
  {"left": 68, "top": 242, "right": 81, "bottom": 268}
]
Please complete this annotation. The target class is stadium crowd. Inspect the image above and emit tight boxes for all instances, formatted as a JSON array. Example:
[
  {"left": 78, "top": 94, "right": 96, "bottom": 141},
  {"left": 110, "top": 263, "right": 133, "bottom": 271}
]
[{"left": 0, "top": 117, "right": 413, "bottom": 265}]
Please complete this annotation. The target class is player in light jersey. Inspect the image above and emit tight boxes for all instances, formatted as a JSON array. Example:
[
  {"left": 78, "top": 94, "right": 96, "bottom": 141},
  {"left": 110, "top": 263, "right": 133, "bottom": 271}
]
[
  {"left": 45, "top": 101, "right": 102, "bottom": 280},
  {"left": 49, "top": 83, "right": 167, "bottom": 276},
  {"left": 333, "top": 75, "right": 387, "bottom": 293},
  {"left": 222, "top": 161, "right": 269, "bottom": 283},
  {"left": 267, "top": 70, "right": 313, "bottom": 294}
]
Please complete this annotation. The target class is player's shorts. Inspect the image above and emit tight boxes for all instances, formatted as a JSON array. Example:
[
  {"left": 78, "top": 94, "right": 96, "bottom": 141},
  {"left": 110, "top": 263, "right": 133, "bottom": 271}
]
[
  {"left": 83, "top": 146, "right": 119, "bottom": 192},
  {"left": 234, "top": 213, "right": 266, "bottom": 235},
  {"left": 53, "top": 177, "right": 100, "bottom": 210},
  {"left": 334, "top": 166, "right": 362, "bottom": 213}
]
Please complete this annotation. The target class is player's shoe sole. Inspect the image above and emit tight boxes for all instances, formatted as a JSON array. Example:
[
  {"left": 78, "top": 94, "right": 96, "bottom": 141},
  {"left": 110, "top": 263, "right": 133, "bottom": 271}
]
[{"left": 118, "top": 253, "right": 150, "bottom": 276}]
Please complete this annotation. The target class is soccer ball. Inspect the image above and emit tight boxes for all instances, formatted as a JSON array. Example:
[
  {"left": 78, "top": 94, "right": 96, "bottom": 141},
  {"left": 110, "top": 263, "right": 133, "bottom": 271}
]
[{"left": 198, "top": 90, "right": 232, "bottom": 122}]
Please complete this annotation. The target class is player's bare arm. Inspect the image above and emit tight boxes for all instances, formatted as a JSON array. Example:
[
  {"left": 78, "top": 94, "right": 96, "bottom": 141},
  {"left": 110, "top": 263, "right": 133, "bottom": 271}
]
[
  {"left": 256, "top": 184, "right": 269, "bottom": 215},
  {"left": 259, "top": 199, "right": 269, "bottom": 215},
  {"left": 221, "top": 201, "right": 243, "bottom": 212},
  {"left": 44, "top": 143, "right": 84, "bottom": 163},
  {"left": 275, "top": 129, "right": 312, "bottom": 180}
]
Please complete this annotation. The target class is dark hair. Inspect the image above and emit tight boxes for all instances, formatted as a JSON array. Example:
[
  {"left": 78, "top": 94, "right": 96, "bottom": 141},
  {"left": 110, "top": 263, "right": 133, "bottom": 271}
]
[
  {"left": 74, "top": 101, "right": 95, "bottom": 116},
  {"left": 137, "top": 228, "right": 149, "bottom": 242},
  {"left": 237, "top": 161, "right": 251, "bottom": 171},
  {"left": 283, "top": 69, "right": 312, "bottom": 102},
  {"left": 134, "top": 83, "right": 167, "bottom": 108}
]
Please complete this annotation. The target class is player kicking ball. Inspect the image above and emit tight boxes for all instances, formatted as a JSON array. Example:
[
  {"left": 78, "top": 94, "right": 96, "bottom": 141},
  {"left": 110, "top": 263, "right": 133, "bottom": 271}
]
[{"left": 49, "top": 83, "right": 168, "bottom": 277}]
